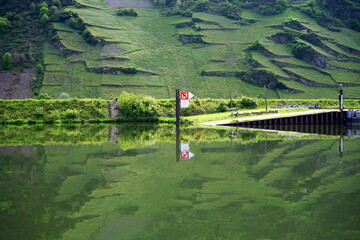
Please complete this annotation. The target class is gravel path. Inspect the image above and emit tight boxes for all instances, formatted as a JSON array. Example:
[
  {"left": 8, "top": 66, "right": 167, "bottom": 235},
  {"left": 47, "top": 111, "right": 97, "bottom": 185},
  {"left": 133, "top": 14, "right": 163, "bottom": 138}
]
[
  {"left": 197, "top": 109, "right": 338, "bottom": 126},
  {"left": 104, "top": 0, "right": 153, "bottom": 8}
]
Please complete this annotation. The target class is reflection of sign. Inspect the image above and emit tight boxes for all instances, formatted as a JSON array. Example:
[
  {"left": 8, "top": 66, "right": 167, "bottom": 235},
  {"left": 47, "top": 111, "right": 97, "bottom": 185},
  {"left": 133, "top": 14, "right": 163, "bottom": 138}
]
[
  {"left": 180, "top": 91, "right": 194, "bottom": 100},
  {"left": 180, "top": 150, "right": 189, "bottom": 160},
  {"left": 181, "top": 100, "right": 189, "bottom": 108},
  {"left": 180, "top": 143, "right": 195, "bottom": 160}
]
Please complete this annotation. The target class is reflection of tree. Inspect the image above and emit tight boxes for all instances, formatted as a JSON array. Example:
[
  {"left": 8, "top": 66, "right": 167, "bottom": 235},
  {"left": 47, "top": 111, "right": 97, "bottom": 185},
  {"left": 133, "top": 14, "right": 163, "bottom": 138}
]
[
  {"left": 0, "top": 146, "right": 66, "bottom": 240},
  {"left": 0, "top": 125, "right": 108, "bottom": 145}
]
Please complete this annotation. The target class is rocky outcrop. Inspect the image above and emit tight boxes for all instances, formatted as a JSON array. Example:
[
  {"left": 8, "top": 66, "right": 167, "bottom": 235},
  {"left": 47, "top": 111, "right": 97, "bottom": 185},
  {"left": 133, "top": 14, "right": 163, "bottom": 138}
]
[
  {"left": 0, "top": 70, "right": 36, "bottom": 99},
  {"left": 87, "top": 67, "right": 157, "bottom": 75},
  {"left": 174, "top": 21, "right": 195, "bottom": 28},
  {"left": 268, "top": 32, "right": 294, "bottom": 44},
  {"left": 336, "top": 44, "right": 360, "bottom": 57},
  {"left": 179, "top": 34, "right": 206, "bottom": 44}
]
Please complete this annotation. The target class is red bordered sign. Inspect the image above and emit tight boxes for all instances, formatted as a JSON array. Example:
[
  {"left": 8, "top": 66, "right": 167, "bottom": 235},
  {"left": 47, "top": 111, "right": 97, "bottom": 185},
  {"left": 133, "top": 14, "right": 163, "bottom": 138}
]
[
  {"left": 180, "top": 150, "right": 190, "bottom": 160},
  {"left": 180, "top": 91, "right": 194, "bottom": 100}
]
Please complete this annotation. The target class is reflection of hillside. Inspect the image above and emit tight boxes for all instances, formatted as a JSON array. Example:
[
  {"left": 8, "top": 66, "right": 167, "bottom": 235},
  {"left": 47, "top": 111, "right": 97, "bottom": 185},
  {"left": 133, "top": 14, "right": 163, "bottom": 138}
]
[{"left": 0, "top": 126, "right": 359, "bottom": 239}]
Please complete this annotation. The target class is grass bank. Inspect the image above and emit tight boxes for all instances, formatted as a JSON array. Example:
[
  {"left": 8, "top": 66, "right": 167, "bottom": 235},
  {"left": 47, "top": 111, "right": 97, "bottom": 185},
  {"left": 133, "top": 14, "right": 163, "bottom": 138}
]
[{"left": 0, "top": 98, "right": 359, "bottom": 125}]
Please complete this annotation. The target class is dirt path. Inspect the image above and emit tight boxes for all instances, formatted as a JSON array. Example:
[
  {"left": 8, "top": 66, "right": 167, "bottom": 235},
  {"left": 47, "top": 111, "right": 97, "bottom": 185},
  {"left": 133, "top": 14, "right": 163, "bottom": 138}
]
[
  {"left": 104, "top": 0, "right": 154, "bottom": 8},
  {"left": 197, "top": 109, "right": 338, "bottom": 126},
  {"left": 0, "top": 70, "right": 35, "bottom": 99}
]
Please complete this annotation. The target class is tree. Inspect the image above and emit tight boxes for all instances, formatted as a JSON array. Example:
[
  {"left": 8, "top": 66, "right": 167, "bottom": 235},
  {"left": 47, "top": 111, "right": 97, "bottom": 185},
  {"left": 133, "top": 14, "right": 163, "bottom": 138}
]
[
  {"left": 0, "top": 17, "right": 10, "bottom": 34},
  {"left": 39, "top": 6, "right": 49, "bottom": 16},
  {"left": 30, "top": 2, "right": 36, "bottom": 12},
  {"left": 40, "top": 13, "right": 49, "bottom": 25},
  {"left": 2, "top": 53, "right": 12, "bottom": 70}
]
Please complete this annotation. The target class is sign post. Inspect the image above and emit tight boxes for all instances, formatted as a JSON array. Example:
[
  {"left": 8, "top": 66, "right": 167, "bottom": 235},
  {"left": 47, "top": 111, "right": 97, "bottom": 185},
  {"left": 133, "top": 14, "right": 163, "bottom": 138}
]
[
  {"left": 176, "top": 89, "right": 180, "bottom": 126},
  {"left": 339, "top": 89, "right": 344, "bottom": 111},
  {"left": 176, "top": 90, "right": 194, "bottom": 125}
]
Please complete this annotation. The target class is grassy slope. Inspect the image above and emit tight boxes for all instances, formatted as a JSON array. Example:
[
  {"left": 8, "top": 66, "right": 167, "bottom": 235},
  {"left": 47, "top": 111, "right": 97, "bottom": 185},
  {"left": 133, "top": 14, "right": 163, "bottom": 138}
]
[{"left": 42, "top": 0, "right": 360, "bottom": 99}]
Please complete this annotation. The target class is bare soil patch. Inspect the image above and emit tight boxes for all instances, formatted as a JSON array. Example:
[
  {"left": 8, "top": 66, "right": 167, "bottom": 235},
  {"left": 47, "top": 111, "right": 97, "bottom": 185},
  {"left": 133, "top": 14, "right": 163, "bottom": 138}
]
[
  {"left": 0, "top": 70, "right": 36, "bottom": 99},
  {"left": 104, "top": 0, "right": 153, "bottom": 8}
]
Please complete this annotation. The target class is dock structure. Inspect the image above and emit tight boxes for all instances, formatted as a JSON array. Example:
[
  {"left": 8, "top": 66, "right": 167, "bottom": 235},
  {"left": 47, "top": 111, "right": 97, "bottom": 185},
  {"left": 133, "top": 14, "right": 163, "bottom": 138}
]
[
  {"left": 218, "top": 110, "right": 360, "bottom": 136},
  {"left": 219, "top": 111, "right": 347, "bottom": 127}
]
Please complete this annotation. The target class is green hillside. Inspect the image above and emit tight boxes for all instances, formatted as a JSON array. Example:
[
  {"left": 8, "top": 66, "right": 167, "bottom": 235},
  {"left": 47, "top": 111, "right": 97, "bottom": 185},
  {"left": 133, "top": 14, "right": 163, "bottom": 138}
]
[{"left": 1, "top": 0, "right": 359, "bottom": 99}]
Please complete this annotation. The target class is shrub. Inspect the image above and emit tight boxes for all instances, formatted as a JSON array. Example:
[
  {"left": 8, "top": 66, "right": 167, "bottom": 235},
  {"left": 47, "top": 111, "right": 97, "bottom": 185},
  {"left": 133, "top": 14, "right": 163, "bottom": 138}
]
[
  {"left": 35, "top": 93, "right": 51, "bottom": 99},
  {"left": 61, "top": 109, "right": 79, "bottom": 119},
  {"left": 36, "top": 64, "right": 44, "bottom": 74},
  {"left": 82, "top": 29, "right": 100, "bottom": 45},
  {"left": 59, "top": 92, "right": 70, "bottom": 99},
  {"left": 40, "top": 13, "right": 49, "bottom": 25},
  {"left": 30, "top": 2, "right": 36, "bottom": 12},
  {"left": 2, "top": 52, "right": 12, "bottom": 70},
  {"left": 292, "top": 42, "right": 316, "bottom": 61},
  {"left": 233, "top": 97, "right": 257, "bottom": 109},
  {"left": 116, "top": 8, "right": 138, "bottom": 16},
  {"left": 217, "top": 100, "right": 228, "bottom": 112},
  {"left": 118, "top": 92, "right": 159, "bottom": 118},
  {"left": 114, "top": 67, "right": 138, "bottom": 74}
]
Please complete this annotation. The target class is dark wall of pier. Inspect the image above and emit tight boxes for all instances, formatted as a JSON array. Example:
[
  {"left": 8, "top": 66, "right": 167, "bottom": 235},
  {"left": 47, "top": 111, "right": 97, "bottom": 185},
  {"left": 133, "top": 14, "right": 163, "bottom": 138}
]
[{"left": 221, "top": 111, "right": 347, "bottom": 127}]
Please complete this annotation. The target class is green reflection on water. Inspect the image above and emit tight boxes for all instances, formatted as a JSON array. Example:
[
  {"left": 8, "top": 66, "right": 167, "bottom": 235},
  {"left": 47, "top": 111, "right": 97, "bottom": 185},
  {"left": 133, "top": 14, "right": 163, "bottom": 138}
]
[{"left": 0, "top": 125, "right": 359, "bottom": 240}]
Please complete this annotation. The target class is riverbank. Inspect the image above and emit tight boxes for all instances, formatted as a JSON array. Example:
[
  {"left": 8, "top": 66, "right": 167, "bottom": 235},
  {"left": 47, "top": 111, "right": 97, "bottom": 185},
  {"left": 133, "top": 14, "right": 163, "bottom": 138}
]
[{"left": 1, "top": 98, "right": 359, "bottom": 125}]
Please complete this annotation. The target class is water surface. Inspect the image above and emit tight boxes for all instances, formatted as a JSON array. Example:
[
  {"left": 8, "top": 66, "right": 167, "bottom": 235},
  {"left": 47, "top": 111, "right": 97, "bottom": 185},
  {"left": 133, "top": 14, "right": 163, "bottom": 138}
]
[{"left": 0, "top": 124, "right": 359, "bottom": 240}]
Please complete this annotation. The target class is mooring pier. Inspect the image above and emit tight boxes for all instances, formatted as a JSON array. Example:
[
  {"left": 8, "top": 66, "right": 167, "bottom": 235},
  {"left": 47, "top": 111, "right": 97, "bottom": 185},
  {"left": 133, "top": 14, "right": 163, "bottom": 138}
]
[{"left": 219, "top": 110, "right": 348, "bottom": 127}]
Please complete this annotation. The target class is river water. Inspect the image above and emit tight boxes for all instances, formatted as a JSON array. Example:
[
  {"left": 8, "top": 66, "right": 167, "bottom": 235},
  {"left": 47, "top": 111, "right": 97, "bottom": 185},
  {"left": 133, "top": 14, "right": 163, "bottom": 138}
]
[{"left": 0, "top": 124, "right": 359, "bottom": 240}]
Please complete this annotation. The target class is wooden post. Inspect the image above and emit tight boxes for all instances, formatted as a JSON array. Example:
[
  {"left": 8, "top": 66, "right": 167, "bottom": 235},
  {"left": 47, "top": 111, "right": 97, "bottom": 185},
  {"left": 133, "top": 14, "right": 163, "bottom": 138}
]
[
  {"left": 176, "top": 125, "right": 180, "bottom": 162},
  {"left": 339, "top": 89, "right": 344, "bottom": 111},
  {"left": 176, "top": 88, "right": 180, "bottom": 126},
  {"left": 264, "top": 85, "right": 268, "bottom": 112}
]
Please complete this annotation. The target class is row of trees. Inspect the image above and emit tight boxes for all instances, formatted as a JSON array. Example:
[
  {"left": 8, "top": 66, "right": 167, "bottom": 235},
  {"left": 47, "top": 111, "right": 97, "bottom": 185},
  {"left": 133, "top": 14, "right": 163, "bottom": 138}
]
[{"left": 153, "top": 0, "right": 288, "bottom": 19}]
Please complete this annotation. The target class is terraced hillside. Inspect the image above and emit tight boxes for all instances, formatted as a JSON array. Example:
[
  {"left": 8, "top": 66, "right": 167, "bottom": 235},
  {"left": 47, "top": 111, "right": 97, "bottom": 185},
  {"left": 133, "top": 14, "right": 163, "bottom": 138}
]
[{"left": 42, "top": 0, "right": 360, "bottom": 99}]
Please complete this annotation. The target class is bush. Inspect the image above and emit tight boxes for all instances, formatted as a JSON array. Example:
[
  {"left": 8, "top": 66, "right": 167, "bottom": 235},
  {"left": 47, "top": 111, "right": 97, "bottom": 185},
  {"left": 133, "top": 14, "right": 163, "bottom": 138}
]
[
  {"left": 118, "top": 92, "right": 159, "bottom": 118},
  {"left": 82, "top": 29, "right": 100, "bottom": 45},
  {"left": 35, "top": 93, "right": 51, "bottom": 99},
  {"left": 116, "top": 8, "right": 138, "bottom": 16},
  {"left": 36, "top": 64, "right": 44, "bottom": 74},
  {"left": 59, "top": 92, "right": 70, "bottom": 99},
  {"left": 61, "top": 109, "right": 79, "bottom": 119},
  {"left": 292, "top": 42, "right": 316, "bottom": 60},
  {"left": 233, "top": 97, "right": 257, "bottom": 109},
  {"left": 114, "top": 67, "right": 138, "bottom": 74},
  {"left": 2, "top": 52, "right": 12, "bottom": 70}
]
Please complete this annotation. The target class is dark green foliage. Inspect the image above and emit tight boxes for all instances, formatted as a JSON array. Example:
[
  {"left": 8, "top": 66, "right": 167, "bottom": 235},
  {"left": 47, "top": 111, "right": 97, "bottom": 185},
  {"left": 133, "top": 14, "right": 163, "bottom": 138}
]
[
  {"left": 154, "top": 0, "right": 288, "bottom": 19},
  {"left": 116, "top": 8, "right": 138, "bottom": 16},
  {"left": 233, "top": 97, "right": 257, "bottom": 109},
  {"left": 2, "top": 52, "right": 12, "bottom": 70},
  {"left": 179, "top": 34, "right": 205, "bottom": 44},
  {"left": 0, "top": 17, "right": 10, "bottom": 34},
  {"left": 40, "top": 13, "right": 49, "bottom": 25},
  {"left": 118, "top": 92, "right": 159, "bottom": 118},
  {"left": 299, "top": 32, "right": 322, "bottom": 46},
  {"left": 82, "top": 29, "right": 100, "bottom": 45},
  {"left": 35, "top": 93, "right": 51, "bottom": 99},
  {"left": 32, "top": 77, "right": 43, "bottom": 96},
  {"left": 292, "top": 42, "right": 316, "bottom": 60},
  {"left": 299, "top": 0, "right": 359, "bottom": 30},
  {"left": 247, "top": 40, "right": 265, "bottom": 51},
  {"left": 243, "top": 69, "right": 279, "bottom": 90},
  {"left": 36, "top": 63, "right": 44, "bottom": 74},
  {"left": 284, "top": 20, "right": 306, "bottom": 31},
  {"left": 29, "top": 2, "right": 36, "bottom": 12},
  {"left": 258, "top": 0, "right": 288, "bottom": 16},
  {"left": 269, "top": 32, "right": 295, "bottom": 44},
  {"left": 114, "top": 67, "right": 138, "bottom": 74}
]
